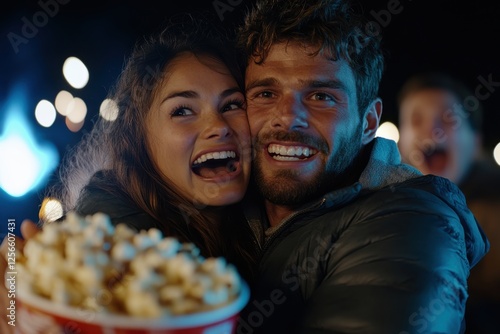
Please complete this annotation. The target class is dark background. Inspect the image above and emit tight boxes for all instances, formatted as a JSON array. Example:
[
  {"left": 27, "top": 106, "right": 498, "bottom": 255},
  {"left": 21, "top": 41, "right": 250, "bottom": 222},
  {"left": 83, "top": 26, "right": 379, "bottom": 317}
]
[{"left": 1, "top": 0, "right": 500, "bottom": 236}]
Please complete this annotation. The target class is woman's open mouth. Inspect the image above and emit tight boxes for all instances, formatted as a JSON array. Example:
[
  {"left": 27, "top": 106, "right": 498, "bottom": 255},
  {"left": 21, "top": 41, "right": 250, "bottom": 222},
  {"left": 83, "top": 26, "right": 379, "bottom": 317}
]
[{"left": 191, "top": 150, "right": 240, "bottom": 179}]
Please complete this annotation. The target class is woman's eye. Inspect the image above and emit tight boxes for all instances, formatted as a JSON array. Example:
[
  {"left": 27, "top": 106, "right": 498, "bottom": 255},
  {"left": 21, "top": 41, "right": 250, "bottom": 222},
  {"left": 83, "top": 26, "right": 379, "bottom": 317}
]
[
  {"left": 171, "top": 107, "right": 194, "bottom": 117},
  {"left": 222, "top": 100, "right": 245, "bottom": 112}
]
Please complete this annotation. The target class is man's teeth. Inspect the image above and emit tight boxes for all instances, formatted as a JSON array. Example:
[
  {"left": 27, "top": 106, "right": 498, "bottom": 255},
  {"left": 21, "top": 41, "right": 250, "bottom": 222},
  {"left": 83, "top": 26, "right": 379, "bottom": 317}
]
[
  {"left": 267, "top": 144, "right": 317, "bottom": 160},
  {"left": 193, "top": 151, "right": 236, "bottom": 165}
]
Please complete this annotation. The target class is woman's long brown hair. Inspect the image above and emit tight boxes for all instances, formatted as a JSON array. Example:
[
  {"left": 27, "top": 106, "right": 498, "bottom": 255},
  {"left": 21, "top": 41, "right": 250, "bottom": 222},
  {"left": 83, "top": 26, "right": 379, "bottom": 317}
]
[{"left": 47, "top": 13, "right": 256, "bottom": 283}]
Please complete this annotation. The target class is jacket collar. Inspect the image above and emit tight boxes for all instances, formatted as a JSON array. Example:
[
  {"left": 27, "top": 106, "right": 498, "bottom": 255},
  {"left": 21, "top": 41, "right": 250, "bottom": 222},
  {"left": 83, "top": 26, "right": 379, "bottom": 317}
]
[{"left": 358, "top": 137, "right": 422, "bottom": 190}]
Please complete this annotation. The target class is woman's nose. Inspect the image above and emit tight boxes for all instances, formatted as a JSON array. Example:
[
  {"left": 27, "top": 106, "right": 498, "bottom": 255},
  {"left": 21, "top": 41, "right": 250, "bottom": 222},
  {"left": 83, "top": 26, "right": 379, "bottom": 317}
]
[{"left": 203, "top": 113, "right": 232, "bottom": 139}]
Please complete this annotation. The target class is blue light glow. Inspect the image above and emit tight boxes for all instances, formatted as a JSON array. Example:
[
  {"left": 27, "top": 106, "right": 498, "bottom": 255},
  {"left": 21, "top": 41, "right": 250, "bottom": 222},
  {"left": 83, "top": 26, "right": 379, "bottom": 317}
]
[{"left": 0, "top": 85, "right": 59, "bottom": 197}]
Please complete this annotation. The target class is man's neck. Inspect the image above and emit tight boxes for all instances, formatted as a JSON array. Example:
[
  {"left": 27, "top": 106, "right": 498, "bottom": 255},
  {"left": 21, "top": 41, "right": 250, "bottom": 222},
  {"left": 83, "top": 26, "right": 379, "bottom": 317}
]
[
  {"left": 262, "top": 146, "right": 372, "bottom": 228},
  {"left": 264, "top": 201, "right": 297, "bottom": 227}
]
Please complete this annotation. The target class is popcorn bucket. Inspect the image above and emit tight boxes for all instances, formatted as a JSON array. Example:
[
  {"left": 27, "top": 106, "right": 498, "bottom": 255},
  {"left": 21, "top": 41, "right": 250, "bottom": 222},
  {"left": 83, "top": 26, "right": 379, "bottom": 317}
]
[{"left": 16, "top": 281, "right": 250, "bottom": 334}]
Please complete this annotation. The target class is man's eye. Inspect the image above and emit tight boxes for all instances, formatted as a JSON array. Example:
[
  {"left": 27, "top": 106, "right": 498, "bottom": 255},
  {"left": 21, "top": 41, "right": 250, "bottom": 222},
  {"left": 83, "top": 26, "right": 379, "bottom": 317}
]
[
  {"left": 311, "top": 93, "right": 333, "bottom": 101},
  {"left": 171, "top": 107, "right": 194, "bottom": 117},
  {"left": 256, "top": 91, "right": 274, "bottom": 98}
]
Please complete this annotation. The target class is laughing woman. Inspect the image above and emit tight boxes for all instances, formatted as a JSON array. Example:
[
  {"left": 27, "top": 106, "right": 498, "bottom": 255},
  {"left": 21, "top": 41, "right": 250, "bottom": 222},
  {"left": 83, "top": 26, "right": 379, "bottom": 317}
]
[{"left": 42, "top": 14, "right": 257, "bottom": 281}]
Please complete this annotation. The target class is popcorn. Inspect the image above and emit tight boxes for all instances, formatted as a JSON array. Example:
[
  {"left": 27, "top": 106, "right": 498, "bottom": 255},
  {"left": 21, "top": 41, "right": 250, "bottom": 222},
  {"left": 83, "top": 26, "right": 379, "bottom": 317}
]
[
  {"left": 160, "top": 285, "right": 185, "bottom": 303},
  {"left": 111, "top": 240, "right": 136, "bottom": 262},
  {"left": 18, "top": 212, "right": 243, "bottom": 318},
  {"left": 125, "top": 290, "right": 162, "bottom": 318},
  {"left": 38, "top": 223, "right": 59, "bottom": 246},
  {"left": 203, "top": 285, "right": 229, "bottom": 306},
  {"left": 157, "top": 237, "right": 181, "bottom": 258}
]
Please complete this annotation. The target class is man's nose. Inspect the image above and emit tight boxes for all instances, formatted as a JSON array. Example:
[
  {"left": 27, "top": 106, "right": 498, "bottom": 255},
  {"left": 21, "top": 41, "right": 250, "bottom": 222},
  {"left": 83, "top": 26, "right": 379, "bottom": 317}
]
[{"left": 271, "top": 94, "right": 308, "bottom": 130}]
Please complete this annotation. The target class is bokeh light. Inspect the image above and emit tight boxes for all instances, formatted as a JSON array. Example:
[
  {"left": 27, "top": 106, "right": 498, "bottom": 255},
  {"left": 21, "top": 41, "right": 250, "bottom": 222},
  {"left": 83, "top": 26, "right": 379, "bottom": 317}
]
[
  {"left": 376, "top": 121, "right": 400, "bottom": 143},
  {"left": 66, "top": 97, "right": 87, "bottom": 123},
  {"left": 55, "top": 90, "right": 74, "bottom": 116},
  {"left": 34, "top": 99, "right": 56, "bottom": 127},
  {"left": 99, "top": 98, "right": 119, "bottom": 121},
  {"left": 493, "top": 142, "right": 500, "bottom": 166},
  {"left": 65, "top": 116, "right": 85, "bottom": 133},
  {"left": 62, "top": 56, "right": 89, "bottom": 89},
  {"left": 0, "top": 86, "right": 59, "bottom": 197},
  {"left": 39, "top": 197, "right": 64, "bottom": 223}
]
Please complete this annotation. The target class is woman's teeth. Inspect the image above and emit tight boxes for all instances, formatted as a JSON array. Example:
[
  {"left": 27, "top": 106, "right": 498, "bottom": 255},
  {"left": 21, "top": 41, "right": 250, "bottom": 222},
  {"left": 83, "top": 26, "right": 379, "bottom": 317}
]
[{"left": 193, "top": 151, "right": 237, "bottom": 165}]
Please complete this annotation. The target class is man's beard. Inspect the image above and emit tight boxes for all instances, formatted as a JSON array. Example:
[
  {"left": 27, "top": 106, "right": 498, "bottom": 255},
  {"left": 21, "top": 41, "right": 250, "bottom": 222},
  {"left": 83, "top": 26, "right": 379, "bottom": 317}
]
[{"left": 252, "top": 129, "right": 363, "bottom": 207}]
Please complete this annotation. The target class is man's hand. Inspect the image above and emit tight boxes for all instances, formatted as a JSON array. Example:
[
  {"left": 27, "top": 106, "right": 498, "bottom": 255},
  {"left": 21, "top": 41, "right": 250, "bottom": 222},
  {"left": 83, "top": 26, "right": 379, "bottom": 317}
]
[{"left": 0, "top": 220, "right": 40, "bottom": 334}]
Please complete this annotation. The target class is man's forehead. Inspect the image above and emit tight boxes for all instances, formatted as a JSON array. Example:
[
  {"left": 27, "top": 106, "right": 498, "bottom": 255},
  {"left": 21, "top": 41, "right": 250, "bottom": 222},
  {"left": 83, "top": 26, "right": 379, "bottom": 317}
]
[
  {"left": 245, "top": 58, "right": 352, "bottom": 87},
  {"left": 249, "top": 41, "right": 337, "bottom": 64},
  {"left": 246, "top": 52, "right": 348, "bottom": 78}
]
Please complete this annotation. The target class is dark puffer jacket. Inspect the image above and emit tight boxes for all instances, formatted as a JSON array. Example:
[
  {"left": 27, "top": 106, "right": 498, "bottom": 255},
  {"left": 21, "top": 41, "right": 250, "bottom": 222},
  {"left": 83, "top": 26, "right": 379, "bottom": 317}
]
[
  {"left": 239, "top": 138, "right": 489, "bottom": 334},
  {"left": 74, "top": 170, "right": 162, "bottom": 232}
]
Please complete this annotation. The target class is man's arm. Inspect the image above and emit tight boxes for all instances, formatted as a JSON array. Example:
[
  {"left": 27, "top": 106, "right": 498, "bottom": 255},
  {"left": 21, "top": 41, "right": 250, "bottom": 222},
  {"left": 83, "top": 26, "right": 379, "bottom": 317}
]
[{"left": 300, "top": 200, "right": 472, "bottom": 333}]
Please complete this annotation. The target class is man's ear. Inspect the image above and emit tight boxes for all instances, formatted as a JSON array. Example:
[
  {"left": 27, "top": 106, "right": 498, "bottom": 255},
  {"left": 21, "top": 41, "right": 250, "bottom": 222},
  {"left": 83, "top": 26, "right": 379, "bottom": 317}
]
[{"left": 361, "top": 98, "right": 383, "bottom": 145}]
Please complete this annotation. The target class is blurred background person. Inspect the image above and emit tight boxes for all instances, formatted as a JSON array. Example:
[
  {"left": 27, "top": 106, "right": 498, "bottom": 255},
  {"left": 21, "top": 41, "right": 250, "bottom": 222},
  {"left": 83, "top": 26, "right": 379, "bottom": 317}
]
[{"left": 397, "top": 71, "right": 500, "bottom": 333}]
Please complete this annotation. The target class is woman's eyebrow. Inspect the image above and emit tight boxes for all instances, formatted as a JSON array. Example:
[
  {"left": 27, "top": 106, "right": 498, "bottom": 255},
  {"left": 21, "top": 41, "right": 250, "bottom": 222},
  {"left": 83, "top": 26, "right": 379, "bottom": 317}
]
[
  {"left": 161, "top": 90, "right": 199, "bottom": 104},
  {"left": 220, "top": 87, "right": 243, "bottom": 98},
  {"left": 161, "top": 87, "right": 241, "bottom": 105}
]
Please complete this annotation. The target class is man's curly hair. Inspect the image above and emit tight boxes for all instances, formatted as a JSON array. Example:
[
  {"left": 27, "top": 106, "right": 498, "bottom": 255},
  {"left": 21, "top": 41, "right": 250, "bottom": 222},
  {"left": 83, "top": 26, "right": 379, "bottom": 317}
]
[{"left": 238, "top": 0, "right": 385, "bottom": 114}]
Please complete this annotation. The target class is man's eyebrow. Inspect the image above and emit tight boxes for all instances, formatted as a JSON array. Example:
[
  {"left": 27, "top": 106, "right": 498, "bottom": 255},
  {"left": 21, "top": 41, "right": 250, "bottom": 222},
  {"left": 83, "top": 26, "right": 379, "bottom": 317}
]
[
  {"left": 246, "top": 78, "right": 347, "bottom": 92},
  {"left": 245, "top": 77, "right": 280, "bottom": 91},
  {"left": 299, "top": 79, "right": 347, "bottom": 91}
]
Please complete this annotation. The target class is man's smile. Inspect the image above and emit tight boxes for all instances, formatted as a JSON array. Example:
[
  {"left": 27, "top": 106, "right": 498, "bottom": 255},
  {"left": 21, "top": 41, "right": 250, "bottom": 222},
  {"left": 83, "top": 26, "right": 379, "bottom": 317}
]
[{"left": 267, "top": 143, "right": 318, "bottom": 161}]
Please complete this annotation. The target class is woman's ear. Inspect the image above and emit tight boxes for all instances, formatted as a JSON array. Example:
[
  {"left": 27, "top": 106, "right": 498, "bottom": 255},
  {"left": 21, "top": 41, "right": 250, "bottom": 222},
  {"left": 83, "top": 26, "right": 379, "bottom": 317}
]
[{"left": 361, "top": 98, "right": 383, "bottom": 145}]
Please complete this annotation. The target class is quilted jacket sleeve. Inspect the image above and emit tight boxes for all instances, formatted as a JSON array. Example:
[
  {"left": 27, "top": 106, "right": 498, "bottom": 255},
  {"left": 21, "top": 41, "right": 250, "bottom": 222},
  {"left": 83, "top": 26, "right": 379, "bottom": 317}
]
[{"left": 299, "top": 188, "right": 477, "bottom": 334}]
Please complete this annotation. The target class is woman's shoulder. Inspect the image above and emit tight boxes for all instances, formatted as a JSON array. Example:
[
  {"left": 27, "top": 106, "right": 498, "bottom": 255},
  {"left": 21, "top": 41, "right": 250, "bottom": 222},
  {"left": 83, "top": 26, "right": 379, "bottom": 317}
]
[
  {"left": 76, "top": 170, "right": 120, "bottom": 207},
  {"left": 74, "top": 170, "right": 156, "bottom": 230}
]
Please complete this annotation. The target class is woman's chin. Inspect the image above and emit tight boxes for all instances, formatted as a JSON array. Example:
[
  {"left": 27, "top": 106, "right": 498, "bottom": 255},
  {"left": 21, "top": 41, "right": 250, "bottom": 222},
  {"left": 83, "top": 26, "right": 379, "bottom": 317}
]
[{"left": 196, "top": 187, "right": 246, "bottom": 207}]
